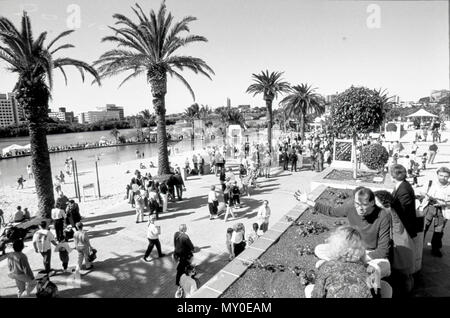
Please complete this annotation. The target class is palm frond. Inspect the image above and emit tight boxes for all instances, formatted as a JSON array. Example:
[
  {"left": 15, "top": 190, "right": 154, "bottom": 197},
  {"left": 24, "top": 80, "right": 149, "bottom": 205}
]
[{"left": 46, "top": 30, "right": 74, "bottom": 50}]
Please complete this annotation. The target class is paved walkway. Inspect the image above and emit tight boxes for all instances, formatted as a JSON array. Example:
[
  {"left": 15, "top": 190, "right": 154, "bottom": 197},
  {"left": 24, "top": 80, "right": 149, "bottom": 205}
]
[
  {"left": 1, "top": 140, "right": 449, "bottom": 298},
  {"left": 0, "top": 160, "right": 316, "bottom": 297}
]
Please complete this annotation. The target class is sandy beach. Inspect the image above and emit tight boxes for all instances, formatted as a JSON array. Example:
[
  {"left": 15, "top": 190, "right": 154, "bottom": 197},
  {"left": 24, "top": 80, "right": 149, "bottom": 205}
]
[{"left": 0, "top": 146, "right": 214, "bottom": 222}]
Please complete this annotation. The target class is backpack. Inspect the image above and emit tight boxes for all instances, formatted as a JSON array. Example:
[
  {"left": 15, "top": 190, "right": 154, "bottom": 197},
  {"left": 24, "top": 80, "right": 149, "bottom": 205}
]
[{"left": 36, "top": 276, "right": 58, "bottom": 298}]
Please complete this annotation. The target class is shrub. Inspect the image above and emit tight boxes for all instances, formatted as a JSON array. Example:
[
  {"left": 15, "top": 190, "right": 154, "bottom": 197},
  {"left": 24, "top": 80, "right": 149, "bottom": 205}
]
[
  {"left": 361, "top": 143, "right": 389, "bottom": 171},
  {"left": 386, "top": 123, "right": 397, "bottom": 132}
]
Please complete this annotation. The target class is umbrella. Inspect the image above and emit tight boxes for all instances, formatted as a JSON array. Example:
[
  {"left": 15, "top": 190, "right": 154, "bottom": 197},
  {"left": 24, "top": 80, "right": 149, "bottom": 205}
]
[{"left": 406, "top": 109, "right": 438, "bottom": 118}]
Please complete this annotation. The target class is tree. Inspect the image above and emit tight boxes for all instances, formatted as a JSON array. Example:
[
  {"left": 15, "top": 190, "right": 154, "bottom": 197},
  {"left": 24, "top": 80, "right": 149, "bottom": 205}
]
[
  {"left": 110, "top": 128, "right": 120, "bottom": 142},
  {"left": 279, "top": 84, "right": 324, "bottom": 139},
  {"left": 246, "top": 70, "right": 290, "bottom": 152},
  {"left": 94, "top": 2, "right": 214, "bottom": 176},
  {"left": 220, "top": 107, "right": 246, "bottom": 128},
  {"left": 274, "top": 108, "right": 287, "bottom": 132},
  {"left": 330, "top": 86, "right": 389, "bottom": 179},
  {"left": 0, "top": 12, "right": 100, "bottom": 217},
  {"left": 140, "top": 109, "right": 156, "bottom": 127}
]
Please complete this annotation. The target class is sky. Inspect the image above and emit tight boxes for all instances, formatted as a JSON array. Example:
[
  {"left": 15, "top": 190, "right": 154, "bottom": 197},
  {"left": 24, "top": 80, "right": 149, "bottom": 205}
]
[{"left": 0, "top": 0, "right": 448, "bottom": 116}]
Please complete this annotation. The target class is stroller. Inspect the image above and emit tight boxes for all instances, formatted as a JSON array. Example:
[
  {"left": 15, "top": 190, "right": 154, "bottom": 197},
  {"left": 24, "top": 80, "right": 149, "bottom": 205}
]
[{"left": 0, "top": 224, "right": 28, "bottom": 255}]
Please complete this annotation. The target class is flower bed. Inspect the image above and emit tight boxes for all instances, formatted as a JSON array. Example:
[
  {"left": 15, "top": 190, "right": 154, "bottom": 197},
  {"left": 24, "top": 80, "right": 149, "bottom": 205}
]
[
  {"left": 324, "top": 169, "right": 386, "bottom": 184},
  {"left": 221, "top": 187, "right": 353, "bottom": 298}
]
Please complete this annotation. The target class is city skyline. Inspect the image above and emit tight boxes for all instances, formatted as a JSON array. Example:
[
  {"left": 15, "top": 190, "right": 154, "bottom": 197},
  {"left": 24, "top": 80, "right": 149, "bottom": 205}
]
[{"left": 0, "top": 0, "right": 448, "bottom": 117}]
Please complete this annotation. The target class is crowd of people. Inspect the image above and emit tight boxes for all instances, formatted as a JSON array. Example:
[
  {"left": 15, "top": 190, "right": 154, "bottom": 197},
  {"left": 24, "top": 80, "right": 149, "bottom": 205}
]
[
  {"left": 2, "top": 125, "right": 449, "bottom": 298},
  {"left": 295, "top": 153, "right": 450, "bottom": 298}
]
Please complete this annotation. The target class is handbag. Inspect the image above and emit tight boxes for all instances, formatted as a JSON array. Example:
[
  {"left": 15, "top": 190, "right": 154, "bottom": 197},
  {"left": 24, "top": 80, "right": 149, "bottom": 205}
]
[
  {"left": 175, "top": 286, "right": 185, "bottom": 298},
  {"left": 88, "top": 248, "right": 97, "bottom": 262}
]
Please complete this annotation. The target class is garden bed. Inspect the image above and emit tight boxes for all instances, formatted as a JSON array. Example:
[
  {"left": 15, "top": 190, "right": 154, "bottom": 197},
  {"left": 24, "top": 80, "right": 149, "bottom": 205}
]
[
  {"left": 324, "top": 169, "right": 386, "bottom": 184},
  {"left": 221, "top": 187, "right": 353, "bottom": 298}
]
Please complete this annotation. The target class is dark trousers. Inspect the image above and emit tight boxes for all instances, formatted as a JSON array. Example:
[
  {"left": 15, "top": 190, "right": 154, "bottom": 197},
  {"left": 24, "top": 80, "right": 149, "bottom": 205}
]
[
  {"left": 283, "top": 161, "right": 288, "bottom": 170},
  {"left": 424, "top": 206, "right": 447, "bottom": 250},
  {"left": 199, "top": 164, "right": 204, "bottom": 175},
  {"left": 232, "top": 195, "right": 240, "bottom": 205},
  {"left": 41, "top": 250, "right": 52, "bottom": 273},
  {"left": 221, "top": 182, "right": 226, "bottom": 192},
  {"left": 176, "top": 185, "right": 183, "bottom": 200},
  {"left": 291, "top": 161, "right": 297, "bottom": 172},
  {"left": 54, "top": 219, "right": 64, "bottom": 242},
  {"left": 59, "top": 250, "right": 69, "bottom": 270},
  {"left": 176, "top": 258, "right": 191, "bottom": 286},
  {"left": 233, "top": 241, "right": 246, "bottom": 257},
  {"left": 208, "top": 202, "right": 218, "bottom": 216},
  {"left": 144, "top": 239, "right": 163, "bottom": 258},
  {"left": 194, "top": 163, "right": 198, "bottom": 171}
]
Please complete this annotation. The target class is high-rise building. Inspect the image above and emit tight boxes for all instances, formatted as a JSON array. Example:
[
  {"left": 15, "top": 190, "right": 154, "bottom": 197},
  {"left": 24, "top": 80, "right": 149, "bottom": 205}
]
[
  {"left": 0, "top": 92, "right": 25, "bottom": 127},
  {"left": 98, "top": 104, "right": 124, "bottom": 120},
  {"left": 78, "top": 110, "right": 120, "bottom": 124},
  {"left": 226, "top": 98, "right": 231, "bottom": 108},
  {"left": 48, "top": 107, "right": 75, "bottom": 123}
]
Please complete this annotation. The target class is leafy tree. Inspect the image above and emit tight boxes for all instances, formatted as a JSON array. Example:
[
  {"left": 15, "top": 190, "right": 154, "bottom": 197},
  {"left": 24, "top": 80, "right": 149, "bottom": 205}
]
[
  {"left": 140, "top": 109, "right": 156, "bottom": 127},
  {"left": 110, "top": 128, "right": 120, "bottom": 142},
  {"left": 95, "top": 2, "right": 214, "bottom": 176},
  {"left": 0, "top": 12, "right": 100, "bottom": 217},
  {"left": 246, "top": 70, "right": 290, "bottom": 152},
  {"left": 220, "top": 107, "right": 246, "bottom": 128},
  {"left": 330, "top": 86, "right": 389, "bottom": 178},
  {"left": 279, "top": 83, "right": 324, "bottom": 139}
]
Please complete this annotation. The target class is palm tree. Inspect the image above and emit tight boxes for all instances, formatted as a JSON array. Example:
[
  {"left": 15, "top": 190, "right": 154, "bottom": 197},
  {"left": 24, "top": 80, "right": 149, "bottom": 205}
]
[
  {"left": 0, "top": 12, "right": 100, "bottom": 217},
  {"left": 140, "top": 109, "right": 156, "bottom": 127},
  {"left": 183, "top": 103, "right": 200, "bottom": 149},
  {"left": 220, "top": 107, "right": 246, "bottom": 128},
  {"left": 246, "top": 70, "right": 290, "bottom": 152},
  {"left": 279, "top": 83, "right": 325, "bottom": 140},
  {"left": 94, "top": 2, "right": 214, "bottom": 175}
]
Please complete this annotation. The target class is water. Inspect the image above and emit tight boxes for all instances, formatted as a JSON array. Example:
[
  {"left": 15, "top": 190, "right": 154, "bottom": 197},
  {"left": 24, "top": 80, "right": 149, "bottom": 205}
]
[{"left": 0, "top": 128, "right": 277, "bottom": 188}]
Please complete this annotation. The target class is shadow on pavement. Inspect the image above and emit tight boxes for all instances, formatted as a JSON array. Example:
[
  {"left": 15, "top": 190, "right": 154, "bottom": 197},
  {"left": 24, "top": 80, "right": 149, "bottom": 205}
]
[{"left": 88, "top": 226, "right": 125, "bottom": 239}]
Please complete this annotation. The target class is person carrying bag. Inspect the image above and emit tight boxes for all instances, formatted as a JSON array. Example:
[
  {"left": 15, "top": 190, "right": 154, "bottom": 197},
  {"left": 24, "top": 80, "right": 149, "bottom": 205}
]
[{"left": 73, "top": 222, "right": 94, "bottom": 271}]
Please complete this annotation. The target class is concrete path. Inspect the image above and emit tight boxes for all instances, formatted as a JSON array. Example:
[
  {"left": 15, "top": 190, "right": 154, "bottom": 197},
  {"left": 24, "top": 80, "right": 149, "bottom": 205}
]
[
  {"left": 0, "top": 160, "right": 316, "bottom": 298},
  {"left": 1, "top": 138, "right": 449, "bottom": 298}
]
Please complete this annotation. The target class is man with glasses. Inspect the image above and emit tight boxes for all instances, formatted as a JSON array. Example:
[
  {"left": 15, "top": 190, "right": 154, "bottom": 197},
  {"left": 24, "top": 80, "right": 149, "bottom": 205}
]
[{"left": 296, "top": 186, "right": 392, "bottom": 260}]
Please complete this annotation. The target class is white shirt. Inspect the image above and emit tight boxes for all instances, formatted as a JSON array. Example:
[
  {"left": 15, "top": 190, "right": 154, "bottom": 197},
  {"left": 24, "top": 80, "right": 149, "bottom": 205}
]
[
  {"left": 258, "top": 205, "right": 271, "bottom": 223},
  {"left": 51, "top": 208, "right": 65, "bottom": 220},
  {"left": 428, "top": 182, "right": 450, "bottom": 215},
  {"left": 32, "top": 229, "right": 55, "bottom": 252},
  {"left": 147, "top": 222, "right": 160, "bottom": 240},
  {"left": 208, "top": 190, "right": 217, "bottom": 203},
  {"left": 179, "top": 274, "right": 198, "bottom": 298},
  {"left": 231, "top": 230, "right": 245, "bottom": 244}
]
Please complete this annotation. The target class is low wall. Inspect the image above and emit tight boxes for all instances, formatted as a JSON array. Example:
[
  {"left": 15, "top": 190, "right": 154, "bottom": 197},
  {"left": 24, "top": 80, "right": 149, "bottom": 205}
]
[{"left": 190, "top": 185, "right": 327, "bottom": 298}]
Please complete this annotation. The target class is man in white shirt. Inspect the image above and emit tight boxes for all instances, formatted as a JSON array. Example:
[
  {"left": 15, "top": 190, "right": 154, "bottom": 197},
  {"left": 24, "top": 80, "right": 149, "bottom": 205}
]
[
  {"left": 207, "top": 185, "right": 218, "bottom": 220},
  {"left": 257, "top": 200, "right": 271, "bottom": 233},
  {"left": 143, "top": 215, "right": 166, "bottom": 261},
  {"left": 423, "top": 167, "right": 450, "bottom": 257},
  {"left": 51, "top": 205, "right": 66, "bottom": 242},
  {"left": 32, "top": 221, "right": 57, "bottom": 273}
]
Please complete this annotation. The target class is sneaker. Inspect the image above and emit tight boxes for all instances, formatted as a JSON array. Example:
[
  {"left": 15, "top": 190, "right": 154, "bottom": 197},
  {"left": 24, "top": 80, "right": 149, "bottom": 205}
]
[
  {"left": 159, "top": 253, "right": 166, "bottom": 258},
  {"left": 142, "top": 257, "right": 149, "bottom": 262}
]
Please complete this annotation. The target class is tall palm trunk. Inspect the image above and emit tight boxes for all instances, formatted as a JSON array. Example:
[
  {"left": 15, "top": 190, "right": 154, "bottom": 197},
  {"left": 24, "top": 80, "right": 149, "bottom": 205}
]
[
  {"left": 149, "top": 68, "right": 170, "bottom": 175},
  {"left": 17, "top": 81, "right": 54, "bottom": 217},
  {"left": 299, "top": 112, "right": 305, "bottom": 140},
  {"left": 265, "top": 99, "right": 273, "bottom": 153},
  {"left": 29, "top": 121, "right": 54, "bottom": 217}
]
